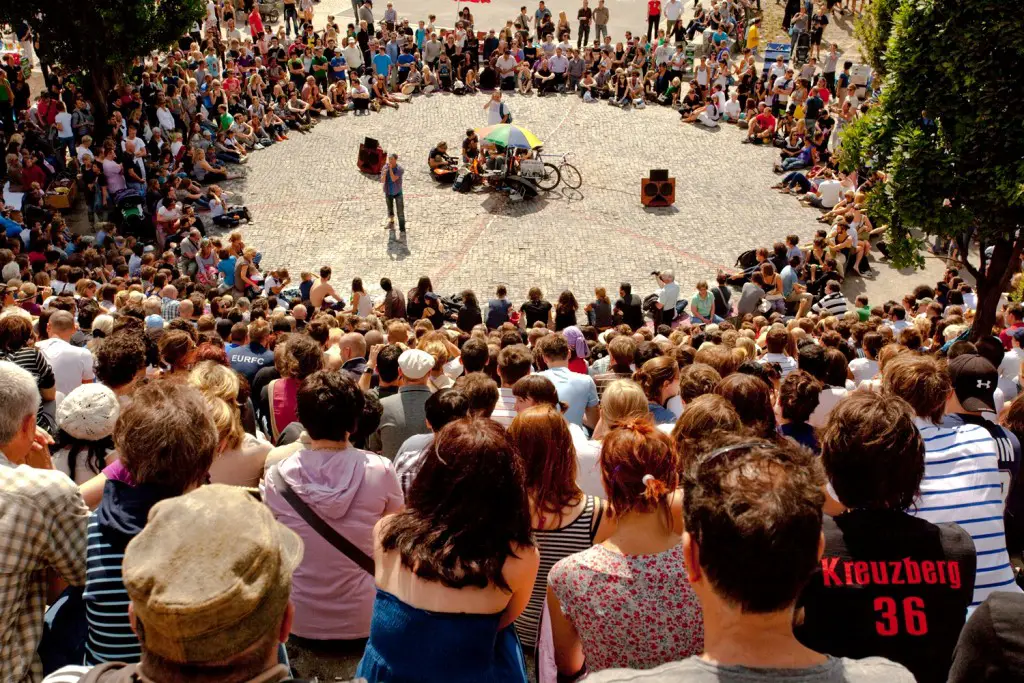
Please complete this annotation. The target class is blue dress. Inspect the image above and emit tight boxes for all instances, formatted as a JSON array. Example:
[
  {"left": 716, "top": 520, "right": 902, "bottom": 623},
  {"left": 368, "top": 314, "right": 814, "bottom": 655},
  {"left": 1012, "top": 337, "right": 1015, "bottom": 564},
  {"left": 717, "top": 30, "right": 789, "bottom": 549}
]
[{"left": 356, "top": 589, "right": 528, "bottom": 683}]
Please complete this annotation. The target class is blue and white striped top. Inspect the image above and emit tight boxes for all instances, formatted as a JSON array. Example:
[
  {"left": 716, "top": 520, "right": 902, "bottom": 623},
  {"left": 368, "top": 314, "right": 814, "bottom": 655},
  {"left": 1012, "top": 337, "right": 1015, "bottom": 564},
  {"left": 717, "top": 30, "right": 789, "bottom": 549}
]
[
  {"left": 82, "top": 516, "right": 141, "bottom": 665},
  {"left": 912, "top": 417, "right": 1022, "bottom": 607}
]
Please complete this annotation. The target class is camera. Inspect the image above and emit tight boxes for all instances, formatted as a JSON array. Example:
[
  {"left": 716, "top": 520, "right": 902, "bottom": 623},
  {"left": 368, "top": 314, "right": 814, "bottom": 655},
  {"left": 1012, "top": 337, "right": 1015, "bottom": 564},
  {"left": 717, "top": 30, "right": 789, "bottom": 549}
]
[{"left": 650, "top": 270, "right": 660, "bottom": 276}]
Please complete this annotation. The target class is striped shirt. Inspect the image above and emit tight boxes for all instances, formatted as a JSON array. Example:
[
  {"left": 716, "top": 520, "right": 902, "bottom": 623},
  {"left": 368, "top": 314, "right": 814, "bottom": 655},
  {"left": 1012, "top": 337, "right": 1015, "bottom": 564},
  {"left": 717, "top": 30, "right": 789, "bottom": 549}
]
[
  {"left": 911, "top": 416, "right": 1022, "bottom": 607},
  {"left": 491, "top": 387, "right": 518, "bottom": 428},
  {"left": 813, "top": 292, "right": 849, "bottom": 316},
  {"left": 515, "top": 495, "right": 603, "bottom": 650},
  {"left": 83, "top": 514, "right": 140, "bottom": 664},
  {"left": 393, "top": 433, "right": 434, "bottom": 497}
]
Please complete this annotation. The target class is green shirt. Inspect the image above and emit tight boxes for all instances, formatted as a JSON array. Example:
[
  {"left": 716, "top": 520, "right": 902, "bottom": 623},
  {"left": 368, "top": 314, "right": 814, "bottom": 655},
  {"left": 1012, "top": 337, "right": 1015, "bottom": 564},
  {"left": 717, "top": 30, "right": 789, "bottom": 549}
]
[
  {"left": 857, "top": 304, "right": 870, "bottom": 322},
  {"left": 311, "top": 56, "right": 328, "bottom": 82}
]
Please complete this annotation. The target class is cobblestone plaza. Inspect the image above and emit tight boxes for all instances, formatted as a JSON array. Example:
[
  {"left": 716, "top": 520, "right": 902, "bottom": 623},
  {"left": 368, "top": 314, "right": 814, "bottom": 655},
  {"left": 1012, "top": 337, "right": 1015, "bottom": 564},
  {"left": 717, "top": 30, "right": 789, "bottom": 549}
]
[{"left": 228, "top": 92, "right": 834, "bottom": 301}]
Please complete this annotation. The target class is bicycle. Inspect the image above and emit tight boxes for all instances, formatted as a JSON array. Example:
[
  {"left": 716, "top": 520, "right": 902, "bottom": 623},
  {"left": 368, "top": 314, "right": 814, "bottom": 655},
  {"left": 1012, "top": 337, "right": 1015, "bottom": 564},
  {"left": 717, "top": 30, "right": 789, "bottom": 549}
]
[{"left": 533, "top": 151, "right": 583, "bottom": 191}]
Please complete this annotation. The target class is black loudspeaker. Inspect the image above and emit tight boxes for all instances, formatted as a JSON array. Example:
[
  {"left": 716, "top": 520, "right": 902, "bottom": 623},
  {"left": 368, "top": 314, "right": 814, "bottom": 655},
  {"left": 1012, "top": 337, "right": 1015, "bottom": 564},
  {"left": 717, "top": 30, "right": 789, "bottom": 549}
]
[
  {"left": 641, "top": 170, "right": 676, "bottom": 207},
  {"left": 358, "top": 142, "right": 386, "bottom": 175}
]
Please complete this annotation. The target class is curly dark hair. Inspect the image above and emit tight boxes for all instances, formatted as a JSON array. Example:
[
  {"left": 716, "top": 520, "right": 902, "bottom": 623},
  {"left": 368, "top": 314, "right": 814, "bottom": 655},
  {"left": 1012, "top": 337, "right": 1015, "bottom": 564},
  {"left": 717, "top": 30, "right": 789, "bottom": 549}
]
[
  {"left": 94, "top": 331, "right": 147, "bottom": 389},
  {"left": 681, "top": 435, "right": 825, "bottom": 613},
  {"left": 380, "top": 418, "right": 533, "bottom": 591},
  {"left": 821, "top": 390, "right": 924, "bottom": 511},
  {"left": 778, "top": 370, "right": 823, "bottom": 423}
]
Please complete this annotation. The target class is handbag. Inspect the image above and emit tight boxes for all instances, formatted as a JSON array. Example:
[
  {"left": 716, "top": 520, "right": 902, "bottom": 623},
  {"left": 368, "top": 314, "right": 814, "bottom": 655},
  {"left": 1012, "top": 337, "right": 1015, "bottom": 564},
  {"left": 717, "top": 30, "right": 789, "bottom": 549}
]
[{"left": 271, "top": 467, "right": 375, "bottom": 575}]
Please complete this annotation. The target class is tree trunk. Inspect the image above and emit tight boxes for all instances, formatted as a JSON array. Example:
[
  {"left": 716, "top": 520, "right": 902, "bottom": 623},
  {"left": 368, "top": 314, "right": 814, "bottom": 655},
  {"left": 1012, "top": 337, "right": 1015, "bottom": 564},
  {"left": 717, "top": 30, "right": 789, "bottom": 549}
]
[
  {"left": 85, "top": 63, "right": 117, "bottom": 138},
  {"left": 970, "top": 234, "right": 1024, "bottom": 342}
]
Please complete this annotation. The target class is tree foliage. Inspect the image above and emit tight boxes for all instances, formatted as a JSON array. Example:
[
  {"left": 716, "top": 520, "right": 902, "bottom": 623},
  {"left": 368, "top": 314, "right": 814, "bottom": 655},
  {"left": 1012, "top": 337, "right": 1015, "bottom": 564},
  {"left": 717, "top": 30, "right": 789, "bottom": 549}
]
[
  {"left": 840, "top": 0, "right": 1024, "bottom": 339},
  {"left": 854, "top": 0, "right": 901, "bottom": 77},
  {"left": 0, "top": 0, "right": 205, "bottom": 116}
]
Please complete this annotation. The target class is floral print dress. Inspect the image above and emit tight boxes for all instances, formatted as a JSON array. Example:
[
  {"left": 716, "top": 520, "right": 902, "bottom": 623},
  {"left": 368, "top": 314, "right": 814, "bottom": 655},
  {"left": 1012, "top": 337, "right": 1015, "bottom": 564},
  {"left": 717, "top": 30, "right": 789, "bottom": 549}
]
[{"left": 549, "top": 543, "right": 703, "bottom": 672}]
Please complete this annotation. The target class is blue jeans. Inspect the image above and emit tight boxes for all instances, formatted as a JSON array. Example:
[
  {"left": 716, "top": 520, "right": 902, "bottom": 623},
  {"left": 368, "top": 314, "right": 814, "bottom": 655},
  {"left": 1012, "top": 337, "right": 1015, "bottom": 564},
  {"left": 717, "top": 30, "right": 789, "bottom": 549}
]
[
  {"left": 691, "top": 314, "right": 725, "bottom": 325},
  {"left": 781, "top": 156, "right": 809, "bottom": 171},
  {"left": 385, "top": 192, "right": 405, "bottom": 229}
]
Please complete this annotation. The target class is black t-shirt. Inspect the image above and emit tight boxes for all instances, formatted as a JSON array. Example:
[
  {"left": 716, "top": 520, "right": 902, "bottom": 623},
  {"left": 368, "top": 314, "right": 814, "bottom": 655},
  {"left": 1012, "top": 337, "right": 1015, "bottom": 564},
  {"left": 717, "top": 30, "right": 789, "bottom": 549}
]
[
  {"left": 614, "top": 294, "right": 644, "bottom": 330},
  {"left": 520, "top": 299, "right": 552, "bottom": 327},
  {"left": 797, "top": 510, "right": 976, "bottom": 683}
]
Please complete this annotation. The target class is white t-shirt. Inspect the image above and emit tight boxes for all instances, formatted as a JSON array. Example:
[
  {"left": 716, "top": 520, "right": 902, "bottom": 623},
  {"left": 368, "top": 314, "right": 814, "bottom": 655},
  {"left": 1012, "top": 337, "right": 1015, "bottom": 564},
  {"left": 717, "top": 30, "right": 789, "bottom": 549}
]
[
  {"left": 54, "top": 111, "right": 74, "bottom": 139},
  {"left": 816, "top": 180, "right": 843, "bottom": 208},
  {"left": 848, "top": 357, "right": 879, "bottom": 386},
  {"left": 664, "top": 0, "right": 684, "bottom": 20},
  {"left": 35, "top": 338, "right": 95, "bottom": 396},
  {"left": 808, "top": 386, "right": 849, "bottom": 429},
  {"left": 724, "top": 99, "right": 741, "bottom": 117},
  {"left": 156, "top": 107, "right": 175, "bottom": 131},
  {"left": 495, "top": 55, "right": 518, "bottom": 76},
  {"left": 486, "top": 100, "right": 508, "bottom": 125}
]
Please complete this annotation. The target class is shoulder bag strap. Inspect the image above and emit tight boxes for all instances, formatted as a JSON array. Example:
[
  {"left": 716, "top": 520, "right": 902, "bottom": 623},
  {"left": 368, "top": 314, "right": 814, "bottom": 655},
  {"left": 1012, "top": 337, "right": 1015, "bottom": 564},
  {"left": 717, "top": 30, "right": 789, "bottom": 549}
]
[
  {"left": 589, "top": 496, "right": 605, "bottom": 542},
  {"left": 271, "top": 467, "right": 376, "bottom": 575}
]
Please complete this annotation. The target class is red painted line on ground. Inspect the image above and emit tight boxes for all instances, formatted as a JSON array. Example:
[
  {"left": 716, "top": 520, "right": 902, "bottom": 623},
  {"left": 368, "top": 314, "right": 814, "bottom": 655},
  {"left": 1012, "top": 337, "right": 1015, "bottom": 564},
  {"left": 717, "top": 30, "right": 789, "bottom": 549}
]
[
  {"left": 430, "top": 215, "right": 492, "bottom": 286},
  {"left": 247, "top": 192, "right": 431, "bottom": 211}
]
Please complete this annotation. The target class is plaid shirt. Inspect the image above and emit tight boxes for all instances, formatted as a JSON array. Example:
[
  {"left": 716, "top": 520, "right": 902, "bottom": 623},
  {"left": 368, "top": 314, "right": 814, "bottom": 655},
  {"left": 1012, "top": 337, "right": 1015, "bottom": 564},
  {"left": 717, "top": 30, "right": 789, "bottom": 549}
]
[
  {"left": 161, "top": 297, "right": 181, "bottom": 321},
  {"left": 1, "top": 452, "right": 89, "bottom": 683}
]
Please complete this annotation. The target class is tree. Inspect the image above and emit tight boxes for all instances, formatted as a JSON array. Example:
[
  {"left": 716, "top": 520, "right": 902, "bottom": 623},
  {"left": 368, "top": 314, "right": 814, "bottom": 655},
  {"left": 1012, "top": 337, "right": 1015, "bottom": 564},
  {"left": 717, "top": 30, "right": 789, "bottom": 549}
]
[
  {"left": 853, "top": 0, "right": 900, "bottom": 77},
  {"left": 0, "top": 0, "right": 205, "bottom": 130},
  {"left": 838, "top": 0, "right": 1024, "bottom": 341}
]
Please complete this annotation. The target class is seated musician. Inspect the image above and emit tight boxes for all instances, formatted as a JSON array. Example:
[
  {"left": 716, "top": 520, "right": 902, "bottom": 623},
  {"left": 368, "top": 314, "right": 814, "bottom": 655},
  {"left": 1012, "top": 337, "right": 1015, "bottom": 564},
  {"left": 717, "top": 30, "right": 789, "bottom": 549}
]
[{"left": 428, "top": 141, "right": 458, "bottom": 183}]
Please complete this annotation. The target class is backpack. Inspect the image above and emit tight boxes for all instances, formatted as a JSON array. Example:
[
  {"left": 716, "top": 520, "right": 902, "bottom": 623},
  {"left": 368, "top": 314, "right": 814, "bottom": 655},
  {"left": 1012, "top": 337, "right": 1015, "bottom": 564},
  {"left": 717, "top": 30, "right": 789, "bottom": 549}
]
[{"left": 500, "top": 102, "right": 512, "bottom": 123}]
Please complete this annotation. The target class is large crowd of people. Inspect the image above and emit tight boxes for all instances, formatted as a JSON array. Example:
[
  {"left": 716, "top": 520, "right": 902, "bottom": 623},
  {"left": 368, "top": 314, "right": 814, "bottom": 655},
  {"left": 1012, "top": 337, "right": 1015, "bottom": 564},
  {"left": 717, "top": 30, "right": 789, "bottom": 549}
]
[{"left": 2, "top": 2, "right": 1024, "bottom": 683}]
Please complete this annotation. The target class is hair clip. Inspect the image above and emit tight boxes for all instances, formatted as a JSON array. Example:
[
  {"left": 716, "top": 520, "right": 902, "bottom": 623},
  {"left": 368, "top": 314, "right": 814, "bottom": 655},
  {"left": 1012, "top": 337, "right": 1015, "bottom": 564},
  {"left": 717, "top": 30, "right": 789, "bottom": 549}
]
[{"left": 642, "top": 474, "right": 655, "bottom": 485}]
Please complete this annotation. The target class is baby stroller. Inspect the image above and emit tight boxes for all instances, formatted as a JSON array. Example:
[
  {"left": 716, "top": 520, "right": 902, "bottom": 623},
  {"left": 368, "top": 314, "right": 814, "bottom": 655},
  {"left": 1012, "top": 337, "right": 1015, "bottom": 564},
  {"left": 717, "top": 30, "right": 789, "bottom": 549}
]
[
  {"left": 259, "top": 0, "right": 281, "bottom": 24},
  {"left": 112, "top": 190, "right": 152, "bottom": 242},
  {"left": 791, "top": 32, "right": 810, "bottom": 67}
]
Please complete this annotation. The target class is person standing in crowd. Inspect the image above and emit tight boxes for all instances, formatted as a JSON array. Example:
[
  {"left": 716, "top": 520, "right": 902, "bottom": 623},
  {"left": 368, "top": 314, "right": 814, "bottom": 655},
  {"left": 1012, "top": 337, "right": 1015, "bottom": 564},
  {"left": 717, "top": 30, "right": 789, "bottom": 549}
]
[
  {"left": 549, "top": 421, "right": 702, "bottom": 677},
  {"left": 381, "top": 153, "right": 406, "bottom": 233},
  {"left": 263, "top": 370, "right": 402, "bottom": 680},
  {"left": 799, "top": 391, "right": 976, "bottom": 683},
  {"left": 36, "top": 310, "right": 95, "bottom": 396},
  {"left": 577, "top": 0, "right": 593, "bottom": 49},
  {"left": 43, "top": 485, "right": 304, "bottom": 683},
  {"left": 374, "top": 349, "right": 435, "bottom": 459},
  {"left": 509, "top": 404, "right": 614, "bottom": 650},
  {"left": 537, "top": 333, "right": 600, "bottom": 429},
  {"left": 883, "top": 354, "right": 1023, "bottom": 608},
  {"left": 84, "top": 382, "right": 219, "bottom": 665},
  {"left": 0, "top": 361, "right": 88, "bottom": 683},
  {"left": 357, "top": 418, "right": 539, "bottom": 682},
  {"left": 586, "top": 437, "right": 915, "bottom": 682},
  {"left": 646, "top": 0, "right": 662, "bottom": 42}
]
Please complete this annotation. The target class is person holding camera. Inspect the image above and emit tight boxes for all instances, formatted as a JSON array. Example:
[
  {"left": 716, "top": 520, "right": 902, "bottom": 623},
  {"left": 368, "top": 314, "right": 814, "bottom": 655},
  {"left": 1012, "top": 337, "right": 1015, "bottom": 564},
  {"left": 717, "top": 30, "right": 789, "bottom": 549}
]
[{"left": 653, "top": 269, "right": 680, "bottom": 327}]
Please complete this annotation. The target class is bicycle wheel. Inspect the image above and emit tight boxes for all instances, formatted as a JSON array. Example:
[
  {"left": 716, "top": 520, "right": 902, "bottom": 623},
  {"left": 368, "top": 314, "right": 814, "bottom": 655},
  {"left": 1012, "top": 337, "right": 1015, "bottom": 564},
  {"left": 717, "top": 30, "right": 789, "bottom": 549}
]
[
  {"left": 559, "top": 162, "right": 583, "bottom": 189},
  {"left": 534, "top": 162, "right": 561, "bottom": 191}
]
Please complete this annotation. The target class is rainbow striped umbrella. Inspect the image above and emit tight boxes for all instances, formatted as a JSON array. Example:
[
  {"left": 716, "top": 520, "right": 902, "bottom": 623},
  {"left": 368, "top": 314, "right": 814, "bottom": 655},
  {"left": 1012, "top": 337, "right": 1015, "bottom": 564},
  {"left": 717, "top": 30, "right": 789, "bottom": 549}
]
[{"left": 478, "top": 124, "right": 543, "bottom": 150}]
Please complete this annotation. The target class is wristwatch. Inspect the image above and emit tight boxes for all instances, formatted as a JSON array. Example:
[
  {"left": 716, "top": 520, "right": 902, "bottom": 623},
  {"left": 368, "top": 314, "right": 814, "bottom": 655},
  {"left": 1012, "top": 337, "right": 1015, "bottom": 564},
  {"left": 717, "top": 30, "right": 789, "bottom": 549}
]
[{"left": 363, "top": 367, "right": 375, "bottom": 374}]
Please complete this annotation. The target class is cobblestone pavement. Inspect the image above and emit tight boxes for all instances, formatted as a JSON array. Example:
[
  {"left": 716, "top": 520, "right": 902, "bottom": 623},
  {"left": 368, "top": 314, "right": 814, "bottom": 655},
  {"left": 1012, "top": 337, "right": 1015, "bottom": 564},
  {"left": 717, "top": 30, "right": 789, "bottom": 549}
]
[{"left": 221, "top": 91, "right": 925, "bottom": 306}]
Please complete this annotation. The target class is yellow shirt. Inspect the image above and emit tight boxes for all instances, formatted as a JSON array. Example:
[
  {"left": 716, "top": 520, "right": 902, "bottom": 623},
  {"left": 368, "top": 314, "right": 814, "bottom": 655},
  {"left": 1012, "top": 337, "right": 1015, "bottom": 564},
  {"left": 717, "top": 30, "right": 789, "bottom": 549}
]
[{"left": 746, "top": 24, "right": 760, "bottom": 49}]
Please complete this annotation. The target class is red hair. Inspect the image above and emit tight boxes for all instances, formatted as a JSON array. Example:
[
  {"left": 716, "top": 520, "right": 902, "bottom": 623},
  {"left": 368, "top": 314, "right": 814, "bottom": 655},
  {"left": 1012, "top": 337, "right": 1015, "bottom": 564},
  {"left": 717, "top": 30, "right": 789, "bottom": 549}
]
[{"left": 600, "top": 419, "right": 678, "bottom": 517}]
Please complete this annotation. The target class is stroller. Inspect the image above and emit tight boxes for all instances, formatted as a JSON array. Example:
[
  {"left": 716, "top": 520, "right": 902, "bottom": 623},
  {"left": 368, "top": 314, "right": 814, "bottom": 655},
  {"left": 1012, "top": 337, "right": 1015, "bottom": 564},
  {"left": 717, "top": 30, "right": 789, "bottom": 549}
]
[
  {"left": 791, "top": 32, "right": 811, "bottom": 67},
  {"left": 112, "top": 190, "right": 152, "bottom": 242},
  {"left": 259, "top": 0, "right": 281, "bottom": 24}
]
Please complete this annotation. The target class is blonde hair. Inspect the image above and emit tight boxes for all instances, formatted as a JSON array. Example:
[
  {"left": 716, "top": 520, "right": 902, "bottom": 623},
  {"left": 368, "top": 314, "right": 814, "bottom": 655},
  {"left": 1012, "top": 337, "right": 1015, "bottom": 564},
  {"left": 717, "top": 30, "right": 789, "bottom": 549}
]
[
  {"left": 188, "top": 362, "right": 244, "bottom": 450},
  {"left": 203, "top": 395, "right": 245, "bottom": 451},
  {"left": 188, "top": 361, "right": 241, "bottom": 403},
  {"left": 420, "top": 338, "right": 450, "bottom": 370},
  {"left": 600, "top": 379, "right": 651, "bottom": 428}
]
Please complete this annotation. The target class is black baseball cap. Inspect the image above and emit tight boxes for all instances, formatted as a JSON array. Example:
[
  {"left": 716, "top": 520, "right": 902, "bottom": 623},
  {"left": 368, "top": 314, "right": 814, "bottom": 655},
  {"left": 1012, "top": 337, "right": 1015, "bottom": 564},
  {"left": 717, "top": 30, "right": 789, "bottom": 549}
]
[{"left": 948, "top": 353, "right": 998, "bottom": 412}]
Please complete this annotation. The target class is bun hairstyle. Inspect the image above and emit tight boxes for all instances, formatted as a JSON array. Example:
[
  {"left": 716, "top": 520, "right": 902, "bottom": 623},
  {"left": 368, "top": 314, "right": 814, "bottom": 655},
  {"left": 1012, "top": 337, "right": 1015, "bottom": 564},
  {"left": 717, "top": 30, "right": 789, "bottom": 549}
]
[
  {"left": 600, "top": 418, "right": 678, "bottom": 518},
  {"left": 631, "top": 356, "right": 680, "bottom": 404}
]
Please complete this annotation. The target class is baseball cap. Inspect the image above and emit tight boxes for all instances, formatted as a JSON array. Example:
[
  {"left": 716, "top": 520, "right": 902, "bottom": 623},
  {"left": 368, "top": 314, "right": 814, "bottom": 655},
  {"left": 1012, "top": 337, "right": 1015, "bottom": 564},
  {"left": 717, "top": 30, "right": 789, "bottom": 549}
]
[
  {"left": 122, "top": 485, "right": 303, "bottom": 663},
  {"left": 398, "top": 348, "right": 435, "bottom": 380},
  {"left": 145, "top": 314, "right": 164, "bottom": 329},
  {"left": 949, "top": 353, "right": 998, "bottom": 412},
  {"left": 1010, "top": 327, "right": 1024, "bottom": 344},
  {"left": 57, "top": 384, "right": 120, "bottom": 440}
]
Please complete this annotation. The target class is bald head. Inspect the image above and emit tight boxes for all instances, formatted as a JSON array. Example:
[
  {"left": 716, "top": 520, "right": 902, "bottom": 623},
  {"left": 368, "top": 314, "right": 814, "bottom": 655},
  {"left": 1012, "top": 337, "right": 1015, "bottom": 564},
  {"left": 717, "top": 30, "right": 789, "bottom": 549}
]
[
  {"left": 178, "top": 300, "right": 194, "bottom": 319},
  {"left": 338, "top": 332, "right": 367, "bottom": 362},
  {"left": 365, "top": 329, "right": 384, "bottom": 348},
  {"left": 47, "top": 310, "right": 76, "bottom": 340},
  {"left": 292, "top": 304, "right": 307, "bottom": 321},
  {"left": 161, "top": 285, "right": 178, "bottom": 300}
]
